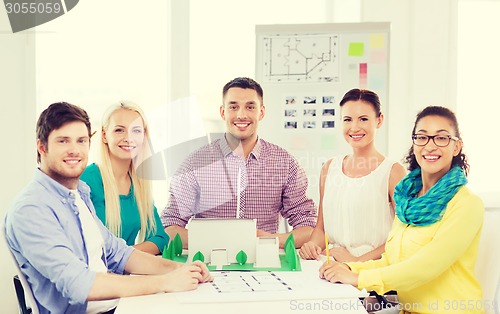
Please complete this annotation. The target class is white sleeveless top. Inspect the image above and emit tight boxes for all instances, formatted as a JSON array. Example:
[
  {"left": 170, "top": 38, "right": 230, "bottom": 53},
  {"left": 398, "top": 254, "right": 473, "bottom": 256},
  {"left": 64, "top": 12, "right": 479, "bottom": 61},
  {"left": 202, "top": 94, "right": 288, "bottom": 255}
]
[{"left": 322, "top": 155, "right": 396, "bottom": 257}]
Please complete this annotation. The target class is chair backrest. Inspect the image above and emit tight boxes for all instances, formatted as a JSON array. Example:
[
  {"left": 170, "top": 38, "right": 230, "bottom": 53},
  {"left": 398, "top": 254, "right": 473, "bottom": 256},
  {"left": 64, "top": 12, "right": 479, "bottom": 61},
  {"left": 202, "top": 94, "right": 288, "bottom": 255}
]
[
  {"left": 475, "top": 206, "right": 500, "bottom": 314},
  {"left": 13, "top": 275, "right": 32, "bottom": 314},
  {"left": 2, "top": 228, "right": 40, "bottom": 314}
]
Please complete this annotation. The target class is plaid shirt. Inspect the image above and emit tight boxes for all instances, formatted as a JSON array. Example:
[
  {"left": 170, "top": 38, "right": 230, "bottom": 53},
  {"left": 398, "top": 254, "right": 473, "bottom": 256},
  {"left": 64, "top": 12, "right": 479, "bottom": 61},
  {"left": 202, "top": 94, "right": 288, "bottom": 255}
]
[{"left": 161, "top": 137, "right": 316, "bottom": 233}]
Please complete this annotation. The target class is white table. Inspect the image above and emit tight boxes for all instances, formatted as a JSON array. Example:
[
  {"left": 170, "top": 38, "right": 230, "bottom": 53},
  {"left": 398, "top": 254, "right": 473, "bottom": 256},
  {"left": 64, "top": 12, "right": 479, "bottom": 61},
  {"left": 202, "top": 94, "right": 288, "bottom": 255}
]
[
  {"left": 115, "top": 293, "right": 366, "bottom": 313},
  {"left": 115, "top": 259, "right": 368, "bottom": 314}
]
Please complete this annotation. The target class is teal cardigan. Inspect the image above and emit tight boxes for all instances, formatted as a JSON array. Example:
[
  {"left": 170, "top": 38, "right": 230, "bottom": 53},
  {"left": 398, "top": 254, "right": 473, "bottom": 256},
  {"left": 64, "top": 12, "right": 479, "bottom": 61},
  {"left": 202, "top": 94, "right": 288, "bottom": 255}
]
[{"left": 80, "top": 163, "right": 169, "bottom": 252}]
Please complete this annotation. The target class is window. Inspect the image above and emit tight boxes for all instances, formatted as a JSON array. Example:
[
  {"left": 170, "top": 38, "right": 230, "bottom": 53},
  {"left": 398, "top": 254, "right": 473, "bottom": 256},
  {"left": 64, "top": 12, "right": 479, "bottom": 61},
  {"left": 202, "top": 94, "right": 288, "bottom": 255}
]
[{"left": 457, "top": 0, "right": 500, "bottom": 194}]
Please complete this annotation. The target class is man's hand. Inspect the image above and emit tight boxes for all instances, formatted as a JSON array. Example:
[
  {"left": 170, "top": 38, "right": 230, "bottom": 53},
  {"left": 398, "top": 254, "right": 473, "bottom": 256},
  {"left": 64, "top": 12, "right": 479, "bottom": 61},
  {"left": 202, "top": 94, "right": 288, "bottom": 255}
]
[
  {"left": 190, "top": 260, "right": 213, "bottom": 283},
  {"left": 161, "top": 262, "right": 212, "bottom": 292},
  {"left": 256, "top": 229, "right": 272, "bottom": 237}
]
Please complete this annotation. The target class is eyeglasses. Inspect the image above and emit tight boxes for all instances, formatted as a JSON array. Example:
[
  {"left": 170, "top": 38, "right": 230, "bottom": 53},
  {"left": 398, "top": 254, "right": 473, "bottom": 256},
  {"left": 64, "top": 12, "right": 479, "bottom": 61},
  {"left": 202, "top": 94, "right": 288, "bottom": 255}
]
[{"left": 412, "top": 134, "right": 459, "bottom": 147}]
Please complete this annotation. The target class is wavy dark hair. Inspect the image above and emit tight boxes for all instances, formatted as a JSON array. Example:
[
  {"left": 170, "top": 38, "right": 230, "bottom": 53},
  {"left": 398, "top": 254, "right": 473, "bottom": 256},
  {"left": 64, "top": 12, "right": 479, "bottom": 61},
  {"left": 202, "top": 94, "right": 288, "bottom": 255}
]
[
  {"left": 36, "top": 102, "right": 91, "bottom": 163},
  {"left": 404, "top": 106, "right": 470, "bottom": 176},
  {"left": 222, "top": 77, "right": 263, "bottom": 102},
  {"left": 339, "top": 88, "right": 382, "bottom": 117}
]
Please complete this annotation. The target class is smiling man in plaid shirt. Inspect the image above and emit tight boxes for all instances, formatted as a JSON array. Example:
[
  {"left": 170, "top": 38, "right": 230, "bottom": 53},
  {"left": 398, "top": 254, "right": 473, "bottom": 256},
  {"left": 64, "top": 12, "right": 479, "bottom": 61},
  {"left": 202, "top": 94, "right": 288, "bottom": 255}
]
[{"left": 161, "top": 77, "right": 317, "bottom": 249}]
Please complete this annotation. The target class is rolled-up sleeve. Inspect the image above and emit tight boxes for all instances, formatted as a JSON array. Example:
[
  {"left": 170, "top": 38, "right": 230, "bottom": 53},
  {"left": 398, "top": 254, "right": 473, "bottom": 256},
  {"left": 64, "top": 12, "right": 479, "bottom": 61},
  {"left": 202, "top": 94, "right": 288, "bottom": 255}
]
[
  {"left": 280, "top": 157, "right": 317, "bottom": 228},
  {"left": 6, "top": 204, "right": 95, "bottom": 305},
  {"left": 97, "top": 218, "right": 135, "bottom": 274},
  {"left": 161, "top": 160, "right": 198, "bottom": 228}
]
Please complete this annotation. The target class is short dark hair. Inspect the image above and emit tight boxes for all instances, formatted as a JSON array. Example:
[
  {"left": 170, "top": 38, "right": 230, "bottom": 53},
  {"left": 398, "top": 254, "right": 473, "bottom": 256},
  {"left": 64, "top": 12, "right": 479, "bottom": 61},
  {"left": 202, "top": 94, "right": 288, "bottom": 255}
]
[
  {"left": 404, "top": 105, "right": 470, "bottom": 175},
  {"left": 36, "top": 102, "right": 91, "bottom": 163},
  {"left": 339, "top": 88, "right": 382, "bottom": 117},
  {"left": 222, "top": 77, "right": 263, "bottom": 101}
]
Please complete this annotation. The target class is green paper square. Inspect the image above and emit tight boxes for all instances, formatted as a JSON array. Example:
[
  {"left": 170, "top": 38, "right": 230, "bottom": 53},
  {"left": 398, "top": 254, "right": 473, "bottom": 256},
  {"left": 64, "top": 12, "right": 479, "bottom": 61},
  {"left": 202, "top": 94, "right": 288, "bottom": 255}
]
[{"left": 348, "top": 42, "right": 364, "bottom": 56}]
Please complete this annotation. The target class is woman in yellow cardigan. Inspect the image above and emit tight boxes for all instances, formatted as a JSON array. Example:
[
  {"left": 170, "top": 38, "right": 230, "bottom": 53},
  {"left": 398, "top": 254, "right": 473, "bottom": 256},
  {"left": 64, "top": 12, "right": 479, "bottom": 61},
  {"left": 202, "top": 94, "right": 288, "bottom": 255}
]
[{"left": 320, "top": 106, "right": 484, "bottom": 314}]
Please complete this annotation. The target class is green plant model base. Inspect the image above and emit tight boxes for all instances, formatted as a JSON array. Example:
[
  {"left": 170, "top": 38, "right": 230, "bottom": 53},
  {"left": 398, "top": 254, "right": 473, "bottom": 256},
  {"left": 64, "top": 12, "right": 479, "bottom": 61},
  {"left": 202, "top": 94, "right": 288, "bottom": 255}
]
[{"left": 162, "top": 233, "right": 301, "bottom": 271}]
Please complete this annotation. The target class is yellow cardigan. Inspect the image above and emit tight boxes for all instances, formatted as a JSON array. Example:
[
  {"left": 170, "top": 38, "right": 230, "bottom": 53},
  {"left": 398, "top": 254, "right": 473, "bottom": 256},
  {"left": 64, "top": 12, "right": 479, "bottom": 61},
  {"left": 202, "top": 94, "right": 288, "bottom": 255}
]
[{"left": 347, "top": 186, "right": 484, "bottom": 314}]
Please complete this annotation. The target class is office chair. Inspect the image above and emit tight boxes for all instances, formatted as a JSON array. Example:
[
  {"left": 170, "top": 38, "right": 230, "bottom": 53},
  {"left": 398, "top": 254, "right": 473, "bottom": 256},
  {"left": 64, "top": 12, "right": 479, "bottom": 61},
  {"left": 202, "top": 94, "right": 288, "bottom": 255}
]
[
  {"left": 13, "top": 275, "right": 33, "bottom": 314},
  {"left": 475, "top": 206, "right": 500, "bottom": 314},
  {"left": 3, "top": 228, "right": 40, "bottom": 314}
]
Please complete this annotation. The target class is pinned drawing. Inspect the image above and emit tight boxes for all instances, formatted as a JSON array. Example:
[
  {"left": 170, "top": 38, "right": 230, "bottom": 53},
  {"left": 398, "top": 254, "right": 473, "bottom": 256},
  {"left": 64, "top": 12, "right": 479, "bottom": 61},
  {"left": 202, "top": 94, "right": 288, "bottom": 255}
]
[{"left": 261, "top": 34, "right": 340, "bottom": 83}]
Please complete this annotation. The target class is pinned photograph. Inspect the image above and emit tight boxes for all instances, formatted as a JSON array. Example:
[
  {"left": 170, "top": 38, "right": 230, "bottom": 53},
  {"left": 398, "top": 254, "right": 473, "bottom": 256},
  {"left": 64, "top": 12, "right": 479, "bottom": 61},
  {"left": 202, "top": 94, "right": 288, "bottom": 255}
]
[
  {"left": 322, "top": 121, "right": 335, "bottom": 128},
  {"left": 322, "top": 96, "right": 335, "bottom": 104},
  {"left": 285, "top": 96, "right": 296, "bottom": 105},
  {"left": 303, "top": 96, "right": 317, "bottom": 104},
  {"left": 303, "top": 109, "right": 316, "bottom": 117},
  {"left": 323, "top": 109, "right": 335, "bottom": 116},
  {"left": 303, "top": 121, "right": 316, "bottom": 129}
]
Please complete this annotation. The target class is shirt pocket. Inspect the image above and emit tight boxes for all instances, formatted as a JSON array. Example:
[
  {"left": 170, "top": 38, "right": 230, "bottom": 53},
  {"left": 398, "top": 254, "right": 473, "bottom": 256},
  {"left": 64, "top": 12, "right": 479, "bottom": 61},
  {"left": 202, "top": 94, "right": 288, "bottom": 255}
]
[{"left": 402, "top": 224, "right": 438, "bottom": 258}]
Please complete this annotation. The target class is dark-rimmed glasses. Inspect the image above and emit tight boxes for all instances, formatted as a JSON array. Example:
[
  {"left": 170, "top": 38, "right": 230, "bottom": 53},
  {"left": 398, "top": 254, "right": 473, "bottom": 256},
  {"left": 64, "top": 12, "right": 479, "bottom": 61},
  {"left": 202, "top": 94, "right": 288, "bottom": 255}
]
[{"left": 412, "top": 134, "right": 459, "bottom": 147}]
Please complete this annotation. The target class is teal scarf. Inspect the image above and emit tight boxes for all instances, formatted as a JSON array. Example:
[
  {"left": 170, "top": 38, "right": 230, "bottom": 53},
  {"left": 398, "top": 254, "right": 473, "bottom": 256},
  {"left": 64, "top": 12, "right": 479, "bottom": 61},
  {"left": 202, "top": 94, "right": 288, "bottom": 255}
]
[{"left": 394, "top": 166, "right": 467, "bottom": 226}]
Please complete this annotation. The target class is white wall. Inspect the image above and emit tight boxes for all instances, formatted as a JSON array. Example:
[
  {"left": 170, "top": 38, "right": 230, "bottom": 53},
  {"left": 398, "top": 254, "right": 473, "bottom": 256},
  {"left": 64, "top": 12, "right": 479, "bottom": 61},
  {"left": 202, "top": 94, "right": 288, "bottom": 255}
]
[
  {"left": 1, "top": 1, "right": 170, "bottom": 312},
  {"left": 189, "top": 0, "right": 334, "bottom": 126},
  {"left": 34, "top": 0, "right": 172, "bottom": 207},
  {"left": 362, "top": 0, "right": 499, "bottom": 203},
  {"left": 0, "top": 11, "right": 36, "bottom": 314},
  {"left": 188, "top": 0, "right": 472, "bottom": 204},
  {"left": 361, "top": 0, "right": 459, "bottom": 162},
  {"left": 189, "top": 0, "right": 460, "bottom": 164},
  {"left": 457, "top": 0, "right": 500, "bottom": 195}
]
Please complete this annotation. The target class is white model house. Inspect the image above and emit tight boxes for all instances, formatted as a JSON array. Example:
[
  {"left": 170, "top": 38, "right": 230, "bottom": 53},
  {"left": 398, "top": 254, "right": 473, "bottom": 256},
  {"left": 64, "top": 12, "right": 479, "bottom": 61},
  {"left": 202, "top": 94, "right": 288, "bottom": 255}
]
[{"left": 187, "top": 218, "right": 281, "bottom": 269}]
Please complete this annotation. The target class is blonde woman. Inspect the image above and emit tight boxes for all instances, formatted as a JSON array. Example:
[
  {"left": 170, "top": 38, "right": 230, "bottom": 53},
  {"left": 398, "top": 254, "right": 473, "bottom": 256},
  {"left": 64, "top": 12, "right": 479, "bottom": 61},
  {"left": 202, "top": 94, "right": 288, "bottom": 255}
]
[{"left": 81, "top": 101, "right": 169, "bottom": 255}]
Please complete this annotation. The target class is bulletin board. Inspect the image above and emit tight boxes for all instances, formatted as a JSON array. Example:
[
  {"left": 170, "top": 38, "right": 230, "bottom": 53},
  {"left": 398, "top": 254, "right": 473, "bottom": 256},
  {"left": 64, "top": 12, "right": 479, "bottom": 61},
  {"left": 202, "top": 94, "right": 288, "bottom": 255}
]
[{"left": 255, "top": 22, "right": 390, "bottom": 201}]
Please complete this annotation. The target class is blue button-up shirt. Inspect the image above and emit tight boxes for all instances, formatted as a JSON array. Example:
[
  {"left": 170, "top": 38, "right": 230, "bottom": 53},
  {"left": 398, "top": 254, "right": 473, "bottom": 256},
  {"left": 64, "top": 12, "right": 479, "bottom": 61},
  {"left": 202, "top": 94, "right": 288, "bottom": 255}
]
[{"left": 4, "top": 169, "right": 134, "bottom": 314}]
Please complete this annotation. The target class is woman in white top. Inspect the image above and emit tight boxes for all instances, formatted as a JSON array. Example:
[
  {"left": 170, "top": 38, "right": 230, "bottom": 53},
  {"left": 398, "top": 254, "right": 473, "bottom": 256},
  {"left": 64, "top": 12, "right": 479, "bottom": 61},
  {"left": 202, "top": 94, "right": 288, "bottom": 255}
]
[{"left": 299, "top": 89, "right": 406, "bottom": 262}]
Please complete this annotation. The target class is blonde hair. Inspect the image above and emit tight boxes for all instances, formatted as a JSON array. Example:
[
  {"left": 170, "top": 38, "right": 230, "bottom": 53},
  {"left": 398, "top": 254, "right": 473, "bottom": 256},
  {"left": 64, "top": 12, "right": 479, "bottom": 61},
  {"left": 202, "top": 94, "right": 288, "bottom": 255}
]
[{"left": 97, "top": 101, "right": 155, "bottom": 242}]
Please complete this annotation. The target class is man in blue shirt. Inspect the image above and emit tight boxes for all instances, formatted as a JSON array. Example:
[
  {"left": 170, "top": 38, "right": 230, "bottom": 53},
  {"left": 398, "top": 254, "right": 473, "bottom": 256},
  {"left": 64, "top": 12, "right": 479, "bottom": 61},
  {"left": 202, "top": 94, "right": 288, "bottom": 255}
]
[{"left": 4, "top": 102, "right": 211, "bottom": 314}]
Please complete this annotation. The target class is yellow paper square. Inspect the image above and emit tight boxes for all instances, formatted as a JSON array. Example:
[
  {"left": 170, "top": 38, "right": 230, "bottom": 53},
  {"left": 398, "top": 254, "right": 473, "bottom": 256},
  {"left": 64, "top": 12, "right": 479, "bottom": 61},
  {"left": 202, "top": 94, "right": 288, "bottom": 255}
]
[{"left": 369, "top": 34, "right": 385, "bottom": 49}]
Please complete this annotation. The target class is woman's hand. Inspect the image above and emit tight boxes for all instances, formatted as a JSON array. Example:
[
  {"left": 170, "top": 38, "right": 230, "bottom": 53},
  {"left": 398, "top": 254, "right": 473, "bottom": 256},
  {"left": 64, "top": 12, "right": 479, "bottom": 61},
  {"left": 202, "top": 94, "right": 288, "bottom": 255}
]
[
  {"left": 329, "top": 246, "right": 358, "bottom": 262},
  {"left": 299, "top": 241, "right": 322, "bottom": 260},
  {"left": 319, "top": 261, "right": 358, "bottom": 286}
]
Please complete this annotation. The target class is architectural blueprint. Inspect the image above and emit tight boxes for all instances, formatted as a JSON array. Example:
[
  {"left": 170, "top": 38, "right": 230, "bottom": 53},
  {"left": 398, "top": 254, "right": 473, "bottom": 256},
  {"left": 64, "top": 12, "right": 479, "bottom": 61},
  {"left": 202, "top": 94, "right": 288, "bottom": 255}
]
[{"left": 261, "top": 34, "right": 340, "bottom": 83}]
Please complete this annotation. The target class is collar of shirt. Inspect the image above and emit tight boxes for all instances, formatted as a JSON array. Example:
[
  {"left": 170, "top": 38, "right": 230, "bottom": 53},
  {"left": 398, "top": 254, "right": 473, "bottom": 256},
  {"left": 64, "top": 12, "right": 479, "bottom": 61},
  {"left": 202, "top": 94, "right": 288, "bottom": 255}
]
[
  {"left": 220, "top": 135, "right": 262, "bottom": 161},
  {"left": 33, "top": 168, "right": 91, "bottom": 205}
]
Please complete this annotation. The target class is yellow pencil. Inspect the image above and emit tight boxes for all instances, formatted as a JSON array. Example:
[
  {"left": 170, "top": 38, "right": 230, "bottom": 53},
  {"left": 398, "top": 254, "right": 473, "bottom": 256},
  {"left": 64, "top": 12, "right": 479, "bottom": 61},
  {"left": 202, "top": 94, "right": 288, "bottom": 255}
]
[{"left": 324, "top": 233, "right": 330, "bottom": 264}]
